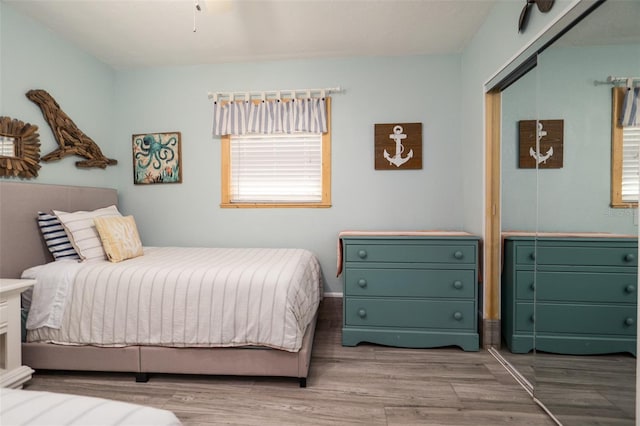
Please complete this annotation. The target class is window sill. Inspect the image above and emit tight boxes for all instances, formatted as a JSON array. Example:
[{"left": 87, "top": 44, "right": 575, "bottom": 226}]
[
  {"left": 610, "top": 202, "right": 638, "bottom": 209},
  {"left": 220, "top": 202, "right": 332, "bottom": 209}
]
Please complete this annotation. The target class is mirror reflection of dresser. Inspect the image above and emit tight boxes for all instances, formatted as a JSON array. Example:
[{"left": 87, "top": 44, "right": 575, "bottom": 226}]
[{"left": 490, "top": 0, "right": 640, "bottom": 424}]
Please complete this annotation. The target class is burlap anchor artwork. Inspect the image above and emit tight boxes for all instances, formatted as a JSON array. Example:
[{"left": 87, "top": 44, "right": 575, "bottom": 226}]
[{"left": 374, "top": 122, "right": 422, "bottom": 170}]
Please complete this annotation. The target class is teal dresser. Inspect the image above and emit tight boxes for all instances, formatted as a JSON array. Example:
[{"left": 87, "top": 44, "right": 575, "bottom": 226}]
[
  {"left": 502, "top": 235, "right": 638, "bottom": 355},
  {"left": 340, "top": 233, "right": 480, "bottom": 351}
]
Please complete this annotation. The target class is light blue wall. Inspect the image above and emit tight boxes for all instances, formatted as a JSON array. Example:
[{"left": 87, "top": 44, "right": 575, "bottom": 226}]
[
  {"left": 1, "top": 0, "right": 592, "bottom": 295},
  {"left": 0, "top": 4, "right": 117, "bottom": 188},
  {"left": 502, "top": 44, "right": 640, "bottom": 234},
  {"left": 458, "top": 0, "right": 579, "bottom": 316},
  {"left": 113, "top": 56, "right": 465, "bottom": 293},
  {"left": 2, "top": 2, "right": 467, "bottom": 294},
  {"left": 500, "top": 68, "right": 538, "bottom": 231}
]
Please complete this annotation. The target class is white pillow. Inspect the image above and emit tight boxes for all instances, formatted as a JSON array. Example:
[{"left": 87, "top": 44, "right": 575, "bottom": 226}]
[{"left": 54, "top": 205, "right": 122, "bottom": 261}]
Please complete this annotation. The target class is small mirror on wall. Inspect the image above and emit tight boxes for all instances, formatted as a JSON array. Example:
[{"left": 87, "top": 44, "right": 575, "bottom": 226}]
[{"left": 0, "top": 116, "right": 41, "bottom": 178}]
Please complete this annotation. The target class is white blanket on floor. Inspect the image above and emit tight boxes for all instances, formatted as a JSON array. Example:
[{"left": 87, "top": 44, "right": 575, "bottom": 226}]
[{"left": 0, "top": 388, "right": 181, "bottom": 426}]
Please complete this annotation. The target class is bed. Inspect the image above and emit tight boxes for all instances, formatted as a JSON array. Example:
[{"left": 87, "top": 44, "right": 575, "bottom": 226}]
[
  {"left": 1, "top": 388, "right": 181, "bottom": 425},
  {"left": 0, "top": 181, "right": 322, "bottom": 387}
]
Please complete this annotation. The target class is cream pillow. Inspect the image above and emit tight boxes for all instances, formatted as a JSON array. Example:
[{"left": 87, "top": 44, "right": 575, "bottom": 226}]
[
  {"left": 54, "top": 205, "right": 122, "bottom": 261},
  {"left": 94, "top": 215, "right": 144, "bottom": 263}
]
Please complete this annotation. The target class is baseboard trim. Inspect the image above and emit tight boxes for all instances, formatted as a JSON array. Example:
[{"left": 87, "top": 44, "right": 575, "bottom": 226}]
[{"left": 481, "top": 318, "right": 501, "bottom": 348}]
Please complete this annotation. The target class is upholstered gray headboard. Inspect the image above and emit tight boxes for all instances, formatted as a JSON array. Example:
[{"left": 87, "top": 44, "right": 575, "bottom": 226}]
[{"left": 0, "top": 181, "right": 118, "bottom": 278}]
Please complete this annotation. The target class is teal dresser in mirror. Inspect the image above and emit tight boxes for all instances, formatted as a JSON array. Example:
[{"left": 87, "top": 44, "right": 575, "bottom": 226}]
[
  {"left": 502, "top": 234, "right": 638, "bottom": 355},
  {"left": 339, "top": 232, "right": 480, "bottom": 351}
]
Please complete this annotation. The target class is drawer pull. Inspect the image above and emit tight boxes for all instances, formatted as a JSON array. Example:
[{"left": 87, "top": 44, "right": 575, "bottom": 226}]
[
  {"left": 625, "top": 284, "right": 636, "bottom": 294},
  {"left": 358, "top": 250, "right": 368, "bottom": 259},
  {"left": 624, "top": 253, "right": 635, "bottom": 263},
  {"left": 529, "top": 282, "right": 535, "bottom": 291},
  {"left": 453, "top": 280, "right": 463, "bottom": 290},
  {"left": 357, "top": 309, "right": 367, "bottom": 319},
  {"left": 529, "top": 252, "right": 536, "bottom": 260},
  {"left": 357, "top": 279, "right": 367, "bottom": 288},
  {"left": 453, "top": 251, "right": 464, "bottom": 260},
  {"left": 530, "top": 314, "right": 535, "bottom": 323},
  {"left": 625, "top": 317, "right": 635, "bottom": 326},
  {"left": 453, "top": 312, "right": 463, "bottom": 321}
]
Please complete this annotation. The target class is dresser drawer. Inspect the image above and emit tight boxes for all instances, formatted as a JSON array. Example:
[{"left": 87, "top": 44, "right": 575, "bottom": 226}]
[
  {"left": 345, "top": 243, "right": 476, "bottom": 264},
  {"left": 514, "top": 302, "right": 535, "bottom": 332},
  {"left": 515, "top": 272, "right": 536, "bottom": 300},
  {"left": 536, "top": 303, "right": 637, "bottom": 336},
  {"left": 345, "top": 269, "right": 475, "bottom": 298},
  {"left": 516, "top": 245, "right": 637, "bottom": 267},
  {"left": 345, "top": 298, "right": 475, "bottom": 329},
  {"left": 514, "top": 302, "right": 636, "bottom": 336},
  {"left": 516, "top": 271, "right": 637, "bottom": 303}
]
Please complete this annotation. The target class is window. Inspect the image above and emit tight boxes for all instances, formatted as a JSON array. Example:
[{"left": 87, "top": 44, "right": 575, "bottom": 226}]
[
  {"left": 221, "top": 98, "right": 331, "bottom": 208},
  {"left": 611, "top": 87, "right": 640, "bottom": 207}
]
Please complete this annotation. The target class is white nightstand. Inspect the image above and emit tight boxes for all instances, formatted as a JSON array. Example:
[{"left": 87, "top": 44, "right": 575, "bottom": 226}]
[{"left": 0, "top": 279, "right": 35, "bottom": 388}]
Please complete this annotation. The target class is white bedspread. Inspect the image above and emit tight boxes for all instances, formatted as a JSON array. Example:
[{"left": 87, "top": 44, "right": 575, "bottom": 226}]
[
  {"left": 26, "top": 247, "right": 322, "bottom": 352},
  {"left": 22, "top": 260, "right": 83, "bottom": 329},
  {"left": 0, "top": 388, "right": 181, "bottom": 426}
]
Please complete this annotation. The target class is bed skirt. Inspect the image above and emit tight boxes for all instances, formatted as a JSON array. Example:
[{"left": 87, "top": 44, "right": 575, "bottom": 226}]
[{"left": 22, "top": 312, "right": 317, "bottom": 387}]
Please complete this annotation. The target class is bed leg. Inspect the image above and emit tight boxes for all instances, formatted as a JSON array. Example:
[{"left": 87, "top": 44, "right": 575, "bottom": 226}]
[
  {"left": 299, "top": 377, "right": 307, "bottom": 388},
  {"left": 135, "top": 373, "right": 149, "bottom": 383}
]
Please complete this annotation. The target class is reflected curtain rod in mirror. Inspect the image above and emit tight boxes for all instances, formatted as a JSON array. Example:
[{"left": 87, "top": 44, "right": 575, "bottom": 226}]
[{"left": 594, "top": 75, "right": 640, "bottom": 86}]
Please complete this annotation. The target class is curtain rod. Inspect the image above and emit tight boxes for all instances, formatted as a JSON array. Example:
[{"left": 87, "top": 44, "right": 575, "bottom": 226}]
[
  {"left": 207, "top": 86, "right": 342, "bottom": 102},
  {"left": 595, "top": 76, "right": 640, "bottom": 86}
]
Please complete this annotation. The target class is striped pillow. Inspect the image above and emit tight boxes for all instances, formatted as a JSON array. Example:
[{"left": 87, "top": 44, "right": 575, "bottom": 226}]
[
  {"left": 54, "top": 205, "right": 122, "bottom": 261},
  {"left": 37, "top": 212, "right": 80, "bottom": 261}
]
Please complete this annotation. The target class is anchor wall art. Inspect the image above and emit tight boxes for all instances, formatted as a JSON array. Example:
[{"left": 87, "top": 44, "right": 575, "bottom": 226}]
[
  {"left": 132, "top": 131, "right": 182, "bottom": 184},
  {"left": 518, "top": 119, "right": 563, "bottom": 169},
  {"left": 374, "top": 122, "right": 422, "bottom": 170}
]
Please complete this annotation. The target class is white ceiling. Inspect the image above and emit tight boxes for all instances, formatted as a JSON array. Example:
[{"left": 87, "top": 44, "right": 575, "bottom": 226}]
[{"left": 4, "top": 0, "right": 497, "bottom": 70}]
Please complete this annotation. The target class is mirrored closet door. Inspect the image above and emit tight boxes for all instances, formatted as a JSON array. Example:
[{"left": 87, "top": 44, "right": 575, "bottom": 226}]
[
  {"left": 533, "top": 1, "right": 640, "bottom": 423},
  {"left": 499, "top": 53, "right": 539, "bottom": 390},
  {"left": 497, "top": 0, "right": 640, "bottom": 424}
]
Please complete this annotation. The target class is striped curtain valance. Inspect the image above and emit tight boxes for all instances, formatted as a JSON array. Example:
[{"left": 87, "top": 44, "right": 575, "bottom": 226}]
[
  {"left": 620, "top": 86, "right": 639, "bottom": 127},
  {"left": 212, "top": 97, "right": 327, "bottom": 136}
]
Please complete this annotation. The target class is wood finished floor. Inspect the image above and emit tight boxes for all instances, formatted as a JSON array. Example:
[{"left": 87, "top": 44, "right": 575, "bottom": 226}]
[
  {"left": 499, "top": 348, "right": 635, "bottom": 425},
  {"left": 23, "top": 298, "right": 554, "bottom": 425}
]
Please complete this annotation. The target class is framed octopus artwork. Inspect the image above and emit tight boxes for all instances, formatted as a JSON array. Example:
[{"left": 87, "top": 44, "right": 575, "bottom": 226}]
[{"left": 132, "top": 131, "right": 182, "bottom": 184}]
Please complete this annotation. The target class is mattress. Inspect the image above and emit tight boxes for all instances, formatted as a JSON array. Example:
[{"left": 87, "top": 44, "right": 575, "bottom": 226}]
[
  {"left": 0, "top": 388, "right": 181, "bottom": 426},
  {"left": 24, "top": 247, "right": 322, "bottom": 352}
]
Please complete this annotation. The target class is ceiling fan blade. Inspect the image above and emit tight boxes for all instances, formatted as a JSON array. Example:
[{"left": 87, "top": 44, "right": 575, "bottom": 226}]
[
  {"left": 518, "top": 3, "right": 532, "bottom": 32},
  {"left": 536, "top": 0, "right": 555, "bottom": 13}
]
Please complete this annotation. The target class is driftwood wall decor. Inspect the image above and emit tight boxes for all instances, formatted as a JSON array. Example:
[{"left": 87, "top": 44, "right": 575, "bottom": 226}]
[
  {"left": 0, "top": 116, "right": 41, "bottom": 178},
  {"left": 26, "top": 89, "right": 117, "bottom": 169}
]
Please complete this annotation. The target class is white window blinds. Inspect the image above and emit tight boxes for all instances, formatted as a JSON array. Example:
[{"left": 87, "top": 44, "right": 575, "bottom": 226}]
[
  {"left": 622, "top": 126, "right": 640, "bottom": 203},
  {"left": 229, "top": 133, "right": 322, "bottom": 203}
]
